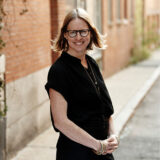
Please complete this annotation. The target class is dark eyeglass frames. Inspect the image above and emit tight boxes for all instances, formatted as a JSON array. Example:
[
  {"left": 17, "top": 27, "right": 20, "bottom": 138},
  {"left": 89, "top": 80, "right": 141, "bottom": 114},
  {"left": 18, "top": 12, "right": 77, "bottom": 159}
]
[{"left": 66, "top": 29, "right": 90, "bottom": 38}]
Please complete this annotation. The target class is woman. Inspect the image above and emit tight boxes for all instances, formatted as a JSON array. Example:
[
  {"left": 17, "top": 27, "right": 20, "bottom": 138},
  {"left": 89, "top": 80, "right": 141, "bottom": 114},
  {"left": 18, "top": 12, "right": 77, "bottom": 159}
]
[{"left": 45, "top": 8, "right": 119, "bottom": 160}]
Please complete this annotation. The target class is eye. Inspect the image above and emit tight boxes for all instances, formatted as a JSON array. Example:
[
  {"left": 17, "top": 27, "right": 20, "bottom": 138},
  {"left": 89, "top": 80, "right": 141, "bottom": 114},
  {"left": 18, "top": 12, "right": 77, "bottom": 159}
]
[
  {"left": 80, "top": 29, "right": 90, "bottom": 37},
  {"left": 69, "top": 31, "right": 76, "bottom": 37},
  {"left": 80, "top": 30, "right": 87, "bottom": 36}
]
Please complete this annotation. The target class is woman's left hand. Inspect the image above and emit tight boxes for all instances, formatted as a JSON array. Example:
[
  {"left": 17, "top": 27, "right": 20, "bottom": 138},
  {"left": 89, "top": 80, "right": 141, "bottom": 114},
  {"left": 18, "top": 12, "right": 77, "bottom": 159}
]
[{"left": 102, "top": 134, "right": 119, "bottom": 155}]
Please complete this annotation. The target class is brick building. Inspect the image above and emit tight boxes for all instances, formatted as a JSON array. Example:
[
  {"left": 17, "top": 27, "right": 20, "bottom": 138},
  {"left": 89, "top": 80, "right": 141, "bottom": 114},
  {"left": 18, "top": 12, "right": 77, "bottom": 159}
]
[
  {"left": 1, "top": 0, "right": 159, "bottom": 159},
  {"left": 144, "top": 0, "right": 160, "bottom": 49},
  {"left": 2, "top": 0, "right": 65, "bottom": 158}
]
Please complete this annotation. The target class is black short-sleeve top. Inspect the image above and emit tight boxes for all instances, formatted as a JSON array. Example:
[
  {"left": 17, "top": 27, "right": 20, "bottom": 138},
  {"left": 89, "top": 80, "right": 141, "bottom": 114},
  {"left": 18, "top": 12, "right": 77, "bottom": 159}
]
[{"left": 45, "top": 51, "right": 114, "bottom": 134}]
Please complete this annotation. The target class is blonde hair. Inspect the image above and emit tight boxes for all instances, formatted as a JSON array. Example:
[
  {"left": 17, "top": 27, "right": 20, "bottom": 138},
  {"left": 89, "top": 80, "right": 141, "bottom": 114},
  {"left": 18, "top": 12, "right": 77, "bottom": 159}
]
[{"left": 52, "top": 8, "right": 106, "bottom": 52}]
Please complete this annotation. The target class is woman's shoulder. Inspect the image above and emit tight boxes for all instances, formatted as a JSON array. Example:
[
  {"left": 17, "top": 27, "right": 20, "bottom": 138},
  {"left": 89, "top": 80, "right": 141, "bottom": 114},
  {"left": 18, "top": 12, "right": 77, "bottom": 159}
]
[{"left": 48, "top": 56, "right": 68, "bottom": 76}]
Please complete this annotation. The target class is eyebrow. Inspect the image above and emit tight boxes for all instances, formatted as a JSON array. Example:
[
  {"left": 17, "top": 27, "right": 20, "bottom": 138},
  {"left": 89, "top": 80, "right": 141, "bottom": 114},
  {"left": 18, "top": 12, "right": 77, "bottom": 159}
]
[{"left": 67, "top": 29, "right": 89, "bottom": 31}]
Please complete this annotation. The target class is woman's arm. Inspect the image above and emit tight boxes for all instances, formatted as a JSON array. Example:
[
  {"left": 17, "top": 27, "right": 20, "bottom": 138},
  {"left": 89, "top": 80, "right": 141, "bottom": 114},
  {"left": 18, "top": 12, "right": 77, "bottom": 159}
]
[
  {"left": 49, "top": 88, "right": 101, "bottom": 151},
  {"left": 108, "top": 116, "right": 116, "bottom": 136},
  {"left": 102, "top": 116, "right": 119, "bottom": 154},
  {"left": 108, "top": 116, "right": 120, "bottom": 145}
]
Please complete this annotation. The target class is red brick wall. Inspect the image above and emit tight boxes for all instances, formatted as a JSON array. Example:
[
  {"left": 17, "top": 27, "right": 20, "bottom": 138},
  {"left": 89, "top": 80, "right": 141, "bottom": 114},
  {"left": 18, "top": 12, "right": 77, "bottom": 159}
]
[
  {"left": 2, "top": 0, "right": 65, "bottom": 83},
  {"left": 103, "top": 25, "right": 134, "bottom": 77},
  {"left": 50, "top": 0, "right": 66, "bottom": 63},
  {"left": 2, "top": 0, "right": 135, "bottom": 82},
  {"left": 102, "top": 0, "right": 134, "bottom": 77},
  {"left": 144, "top": 0, "right": 160, "bottom": 41}
]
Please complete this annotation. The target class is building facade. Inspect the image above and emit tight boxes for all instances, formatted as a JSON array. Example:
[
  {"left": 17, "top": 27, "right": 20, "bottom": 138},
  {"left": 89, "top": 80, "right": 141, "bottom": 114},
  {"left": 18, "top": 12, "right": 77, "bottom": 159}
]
[
  {"left": 1, "top": 0, "right": 159, "bottom": 159},
  {"left": 144, "top": 0, "right": 160, "bottom": 49},
  {"left": 2, "top": 0, "right": 66, "bottom": 158},
  {"left": 102, "top": 0, "right": 134, "bottom": 77}
]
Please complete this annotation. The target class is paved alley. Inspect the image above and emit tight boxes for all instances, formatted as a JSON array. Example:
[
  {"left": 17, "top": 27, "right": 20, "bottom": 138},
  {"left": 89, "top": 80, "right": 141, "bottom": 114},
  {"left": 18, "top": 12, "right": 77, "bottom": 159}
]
[{"left": 114, "top": 76, "right": 160, "bottom": 160}]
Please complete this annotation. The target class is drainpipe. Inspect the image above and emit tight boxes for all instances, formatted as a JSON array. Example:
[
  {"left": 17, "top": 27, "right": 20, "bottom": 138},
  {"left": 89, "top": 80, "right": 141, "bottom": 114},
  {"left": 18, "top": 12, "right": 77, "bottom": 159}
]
[{"left": 0, "top": 54, "right": 6, "bottom": 160}]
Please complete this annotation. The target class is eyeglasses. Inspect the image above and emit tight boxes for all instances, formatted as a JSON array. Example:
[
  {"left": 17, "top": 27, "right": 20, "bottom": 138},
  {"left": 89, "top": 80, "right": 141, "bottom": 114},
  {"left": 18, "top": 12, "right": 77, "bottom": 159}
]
[{"left": 66, "top": 29, "right": 90, "bottom": 38}]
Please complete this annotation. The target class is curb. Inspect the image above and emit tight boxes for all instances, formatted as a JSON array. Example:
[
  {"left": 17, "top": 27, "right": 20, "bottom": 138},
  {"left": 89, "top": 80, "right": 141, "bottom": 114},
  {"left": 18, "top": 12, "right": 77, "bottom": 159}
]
[{"left": 114, "top": 65, "right": 160, "bottom": 136}]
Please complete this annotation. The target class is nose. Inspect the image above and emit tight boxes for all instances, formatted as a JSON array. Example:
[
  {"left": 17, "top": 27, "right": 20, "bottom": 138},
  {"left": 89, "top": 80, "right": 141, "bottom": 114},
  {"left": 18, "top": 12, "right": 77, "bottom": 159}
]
[{"left": 75, "top": 32, "right": 81, "bottom": 40}]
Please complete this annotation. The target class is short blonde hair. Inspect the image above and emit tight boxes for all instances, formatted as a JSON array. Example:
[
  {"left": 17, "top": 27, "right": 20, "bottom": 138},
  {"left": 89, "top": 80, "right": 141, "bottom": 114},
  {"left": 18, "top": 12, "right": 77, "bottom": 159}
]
[{"left": 52, "top": 8, "right": 106, "bottom": 52}]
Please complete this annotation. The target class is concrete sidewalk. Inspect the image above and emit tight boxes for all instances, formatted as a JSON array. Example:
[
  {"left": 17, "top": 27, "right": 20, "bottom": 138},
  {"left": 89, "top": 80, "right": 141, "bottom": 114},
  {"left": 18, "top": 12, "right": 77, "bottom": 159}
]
[{"left": 11, "top": 49, "right": 160, "bottom": 160}]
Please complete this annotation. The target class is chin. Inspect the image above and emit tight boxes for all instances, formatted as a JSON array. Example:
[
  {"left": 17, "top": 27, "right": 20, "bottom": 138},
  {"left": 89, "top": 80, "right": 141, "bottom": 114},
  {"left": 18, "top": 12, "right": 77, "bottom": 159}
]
[
  {"left": 75, "top": 49, "right": 86, "bottom": 53},
  {"left": 74, "top": 46, "right": 87, "bottom": 52}
]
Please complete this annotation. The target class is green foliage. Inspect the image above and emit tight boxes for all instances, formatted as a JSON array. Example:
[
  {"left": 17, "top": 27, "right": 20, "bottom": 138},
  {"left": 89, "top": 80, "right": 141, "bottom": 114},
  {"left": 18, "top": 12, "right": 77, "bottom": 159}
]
[
  {"left": 131, "top": 0, "right": 160, "bottom": 65},
  {"left": 0, "top": 0, "right": 6, "bottom": 53},
  {"left": 0, "top": 78, "right": 7, "bottom": 117},
  {"left": 0, "top": 78, "right": 4, "bottom": 88},
  {"left": 0, "top": 38, "right": 5, "bottom": 50},
  {"left": 143, "top": 23, "right": 160, "bottom": 49},
  {"left": 130, "top": 46, "right": 150, "bottom": 64},
  {"left": 0, "top": 0, "right": 29, "bottom": 117},
  {"left": 0, "top": 0, "right": 6, "bottom": 117},
  {"left": 0, "top": 105, "right": 7, "bottom": 117}
]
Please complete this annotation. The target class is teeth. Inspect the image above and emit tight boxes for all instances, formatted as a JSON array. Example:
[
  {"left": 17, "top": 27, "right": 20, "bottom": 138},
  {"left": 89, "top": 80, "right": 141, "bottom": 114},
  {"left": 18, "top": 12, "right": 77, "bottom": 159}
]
[{"left": 75, "top": 42, "right": 83, "bottom": 45}]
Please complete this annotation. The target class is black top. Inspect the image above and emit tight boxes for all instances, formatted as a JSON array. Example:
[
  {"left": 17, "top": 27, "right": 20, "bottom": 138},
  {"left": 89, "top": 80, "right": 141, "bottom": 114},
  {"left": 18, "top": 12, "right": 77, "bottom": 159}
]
[{"left": 45, "top": 51, "right": 114, "bottom": 137}]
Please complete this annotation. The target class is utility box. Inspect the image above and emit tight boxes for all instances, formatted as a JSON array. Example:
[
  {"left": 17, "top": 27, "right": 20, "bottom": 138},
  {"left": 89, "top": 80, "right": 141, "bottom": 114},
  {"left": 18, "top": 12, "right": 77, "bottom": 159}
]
[{"left": 0, "top": 54, "right": 6, "bottom": 160}]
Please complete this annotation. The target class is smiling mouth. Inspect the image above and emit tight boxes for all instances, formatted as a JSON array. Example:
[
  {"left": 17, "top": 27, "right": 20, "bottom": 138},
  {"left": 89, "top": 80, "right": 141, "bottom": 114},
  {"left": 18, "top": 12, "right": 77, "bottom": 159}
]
[{"left": 74, "top": 42, "right": 83, "bottom": 45}]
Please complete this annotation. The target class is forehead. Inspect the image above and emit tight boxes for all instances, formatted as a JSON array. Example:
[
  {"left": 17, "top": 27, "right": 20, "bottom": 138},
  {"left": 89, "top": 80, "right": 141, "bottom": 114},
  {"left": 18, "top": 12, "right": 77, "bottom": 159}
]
[{"left": 67, "top": 18, "right": 89, "bottom": 30}]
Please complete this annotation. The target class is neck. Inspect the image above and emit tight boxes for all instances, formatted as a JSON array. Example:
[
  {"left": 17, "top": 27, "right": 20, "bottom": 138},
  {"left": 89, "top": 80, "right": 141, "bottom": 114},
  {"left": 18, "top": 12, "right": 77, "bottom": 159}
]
[
  {"left": 67, "top": 50, "right": 88, "bottom": 68},
  {"left": 67, "top": 50, "right": 86, "bottom": 60},
  {"left": 81, "top": 56, "right": 88, "bottom": 68}
]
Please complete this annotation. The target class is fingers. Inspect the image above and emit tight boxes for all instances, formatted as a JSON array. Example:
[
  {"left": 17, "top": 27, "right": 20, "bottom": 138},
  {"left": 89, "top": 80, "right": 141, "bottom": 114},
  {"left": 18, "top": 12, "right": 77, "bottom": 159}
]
[
  {"left": 102, "top": 137, "right": 119, "bottom": 155},
  {"left": 108, "top": 135, "right": 119, "bottom": 146},
  {"left": 108, "top": 143, "right": 118, "bottom": 148},
  {"left": 109, "top": 135, "right": 120, "bottom": 144},
  {"left": 93, "top": 137, "right": 119, "bottom": 156}
]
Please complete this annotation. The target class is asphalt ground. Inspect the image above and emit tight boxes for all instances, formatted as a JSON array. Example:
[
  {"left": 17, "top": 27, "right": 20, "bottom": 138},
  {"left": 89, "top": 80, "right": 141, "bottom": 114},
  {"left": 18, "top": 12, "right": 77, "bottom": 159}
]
[{"left": 113, "top": 76, "right": 160, "bottom": 160}]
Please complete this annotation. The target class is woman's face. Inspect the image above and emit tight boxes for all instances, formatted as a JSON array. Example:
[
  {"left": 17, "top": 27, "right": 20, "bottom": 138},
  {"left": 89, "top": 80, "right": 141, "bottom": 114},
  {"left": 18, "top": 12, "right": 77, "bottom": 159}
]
[{"left": 64, "top": 18, "right": 91, "bottom": 56}]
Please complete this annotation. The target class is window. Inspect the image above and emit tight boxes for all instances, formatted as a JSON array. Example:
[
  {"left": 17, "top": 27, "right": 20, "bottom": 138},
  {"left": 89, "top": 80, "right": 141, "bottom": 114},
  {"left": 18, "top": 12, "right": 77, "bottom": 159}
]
[
  {"left": 76, "top": 0, "right": 86, "bottom": 9},
  {"left": 66, "top": 0, "right": 86, "bottom": 13},
  {"left": 86, "top": 0, "right": 102, "bottom": 63},
  {"left": 107, "top": 0, "right": 113, "bottom": 24},
  {"left": 124, "top": 0, "right": 128, "bottom": 19},
  {"left": 130, "top": 0, "right": 134, "bottom": 20},
  {"left": 93, "top": 0, "right": 102, "bottom": 33},
  {"left": 116, "top": 0, "right": 121, "bottom": 22},
  {"left": 66, "top": 0, "right": 76, "bottom": 13}
]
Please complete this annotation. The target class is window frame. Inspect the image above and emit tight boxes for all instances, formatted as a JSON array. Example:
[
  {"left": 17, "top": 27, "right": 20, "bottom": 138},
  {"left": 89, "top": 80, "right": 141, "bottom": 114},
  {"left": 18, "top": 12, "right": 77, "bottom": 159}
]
[
  {"left": 107, "top": 0, "right": 113, "bottom": 25},
  {"left": 116, "top": 0, "right": 121, "bottom": 24}
]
